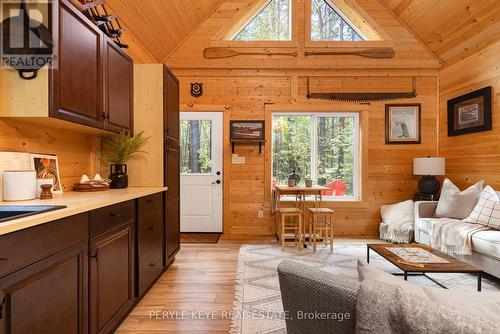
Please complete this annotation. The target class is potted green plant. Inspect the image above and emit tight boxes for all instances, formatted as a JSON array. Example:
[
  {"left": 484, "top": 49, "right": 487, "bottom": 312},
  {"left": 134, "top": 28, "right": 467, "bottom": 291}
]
[{"left": 102, "top": 131, "right": 149, "bottom": 189}]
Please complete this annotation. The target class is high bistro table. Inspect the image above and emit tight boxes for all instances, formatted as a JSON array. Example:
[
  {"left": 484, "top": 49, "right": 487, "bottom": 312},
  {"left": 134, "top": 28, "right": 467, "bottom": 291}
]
[{"left": 273, "top": 185, "right": 330, "bottom": 245}]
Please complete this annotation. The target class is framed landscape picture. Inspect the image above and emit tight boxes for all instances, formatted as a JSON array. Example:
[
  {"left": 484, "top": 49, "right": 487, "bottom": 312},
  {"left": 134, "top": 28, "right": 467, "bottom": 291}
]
[
  {"left": 30, "top": 154, "right": 63, "bottom": 194},
  {"left": 385, "top": 104, "right": 421, "bottom": 144},
  {"left": 230, "top": 120, "right": 265, "bottom": 140},
  {"left": 447, "top": 86, "right": 492, "bottom": 136}
]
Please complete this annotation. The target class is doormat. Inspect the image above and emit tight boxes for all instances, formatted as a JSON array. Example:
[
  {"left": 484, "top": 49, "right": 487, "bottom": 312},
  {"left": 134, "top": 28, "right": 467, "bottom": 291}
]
[{"left": 181, "top": 233, "right": 221, "bottom": 244}]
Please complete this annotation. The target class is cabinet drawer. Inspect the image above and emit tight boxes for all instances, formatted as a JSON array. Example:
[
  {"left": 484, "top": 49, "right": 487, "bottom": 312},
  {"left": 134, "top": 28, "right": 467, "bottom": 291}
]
[
  {"left": 138, "top": 241, "right": 163, "bottom": 296},
  {"left": 138, "top": 193, "right": 163, "bottom": 215},
  {"left": 0, "top": 213, "right": 88, "bottom": 278},
  {"left": 90, "top": 200, "right": 135, "bottom": 237},
  {"left": 138, "top": 208, "right": 163, "bottom": 257}
]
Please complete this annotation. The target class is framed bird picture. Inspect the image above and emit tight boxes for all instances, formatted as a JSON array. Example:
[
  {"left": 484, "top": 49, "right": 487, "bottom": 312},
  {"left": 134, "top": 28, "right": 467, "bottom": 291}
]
[{"left": 385, "top": 104, "right": 421, "bottom": 144}]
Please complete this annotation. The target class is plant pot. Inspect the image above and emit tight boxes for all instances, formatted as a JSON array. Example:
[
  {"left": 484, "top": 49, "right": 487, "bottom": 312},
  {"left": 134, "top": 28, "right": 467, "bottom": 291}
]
[{"left": 110, "top": 164, "right": 128, "bottom": 189}]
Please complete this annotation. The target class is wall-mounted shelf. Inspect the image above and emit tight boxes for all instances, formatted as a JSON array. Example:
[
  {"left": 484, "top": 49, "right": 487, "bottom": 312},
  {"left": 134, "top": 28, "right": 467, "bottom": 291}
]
[{"left": 230, "top": 139, "right": 266, "bottom": 154}]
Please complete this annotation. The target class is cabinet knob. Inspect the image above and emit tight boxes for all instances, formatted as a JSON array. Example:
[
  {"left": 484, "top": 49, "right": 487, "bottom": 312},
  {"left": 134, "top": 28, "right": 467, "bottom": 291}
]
[
  {"left": 110, "top": 212, "right": 122, "bottom": 218},
  {"left": 148, "top": 226, "right": 155, "bottom": 232},
  {"left": 0, "top": 256, "right": 7, "bottom": 261},
  {"left": 147, "top": 199, "right": 154, "bottom": 204},
  {"left": 149, "top": 262, "right": 157, "bottom": 267}
]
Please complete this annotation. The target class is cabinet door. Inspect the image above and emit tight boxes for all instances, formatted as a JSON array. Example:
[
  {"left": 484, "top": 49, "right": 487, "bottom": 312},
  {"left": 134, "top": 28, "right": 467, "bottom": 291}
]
[
  {"left": 51, "top": 0, "right": 104, "bottom": 129},
  {"left": 0, "top": 242, "right": 88, "bottom": 334},
  {"left": 104, "top": 40, "right": 133, "bottom": 133},
  {"left": 165, "top": 197, "right": 180, "bottom": 260},
  {"left": 165, "top": 139, "right": 180, "bottom": 200},
  {"left": 164, "top": 68, "right": 179, "bottom": 140},
  {"left": 89, "top": 222, "right": 135, "bottom": 334}
]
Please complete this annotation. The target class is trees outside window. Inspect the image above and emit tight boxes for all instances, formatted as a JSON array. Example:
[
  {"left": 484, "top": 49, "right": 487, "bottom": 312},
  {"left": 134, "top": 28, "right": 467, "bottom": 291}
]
[
  {"left": 233, "top": 0, "right": 291, "bottom": 41},
  {"left": 272, "top": 113, "right": 359, "bottom": 199},
  {"left": 311, "top": 0, "right": 364, "bottom": 41},
  {"left": 180, "top": 120, "right": 212, "bottom": 173}
]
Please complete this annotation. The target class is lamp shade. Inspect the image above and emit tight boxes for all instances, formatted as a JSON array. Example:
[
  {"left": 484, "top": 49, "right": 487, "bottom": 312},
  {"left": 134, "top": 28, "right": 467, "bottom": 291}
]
[{"left": 413, "top": 157, "right": 445, "bottom": 176}]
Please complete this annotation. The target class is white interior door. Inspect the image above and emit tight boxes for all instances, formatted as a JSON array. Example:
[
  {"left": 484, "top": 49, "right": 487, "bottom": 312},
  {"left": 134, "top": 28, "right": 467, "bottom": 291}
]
[{"left": 180, "top": 112, "right": 223, "bottom": 232}]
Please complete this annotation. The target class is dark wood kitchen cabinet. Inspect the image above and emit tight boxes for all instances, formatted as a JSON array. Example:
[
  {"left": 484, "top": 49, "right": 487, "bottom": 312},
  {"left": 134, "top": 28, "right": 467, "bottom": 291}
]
[
  {"left": 89, "top": 206, "right": 135, "bottom": 334},
  {"left": 164, "top": 68, "right": 179, "bottom": 140},
  {"left": 104, "top": 40, "right": 133, "bottom": 133},
  {"left": 50, "top": 0, "right": 104, "bottom": 129},
  {"left": 0, "top": 242, "right": 89, "bottom": 334},
  {"left": 166, "top": 196, "right": 180, "bottom": 260},
  {"left": 0, "top": 0, "right": 133, "bottom": 134}
]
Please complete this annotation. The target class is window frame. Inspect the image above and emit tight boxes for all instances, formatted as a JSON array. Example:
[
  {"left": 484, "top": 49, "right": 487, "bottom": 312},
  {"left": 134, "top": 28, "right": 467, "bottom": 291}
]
[{"left": 271, "top": 111, "right": 361, "bottom": 201}]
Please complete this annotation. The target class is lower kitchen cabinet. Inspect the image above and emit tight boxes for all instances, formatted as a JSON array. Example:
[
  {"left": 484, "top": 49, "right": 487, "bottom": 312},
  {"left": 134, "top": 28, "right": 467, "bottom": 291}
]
[
  {"left": 0, "top": 241, "right": 88, "bottom": 334},
  {"left": 89, "top": 221, "right": 135, "bottom": 334}
]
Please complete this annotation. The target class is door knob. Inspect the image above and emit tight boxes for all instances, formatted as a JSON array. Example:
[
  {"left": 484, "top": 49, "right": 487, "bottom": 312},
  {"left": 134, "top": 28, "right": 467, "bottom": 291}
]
[{"left": 212, "top": 180, "right": 221, "bottom": 185}]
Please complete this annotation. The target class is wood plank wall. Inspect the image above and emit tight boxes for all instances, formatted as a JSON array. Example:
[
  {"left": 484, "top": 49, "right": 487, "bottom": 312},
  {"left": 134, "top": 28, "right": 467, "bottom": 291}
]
[
  {"left": 439, "top": 37, "right": 500, "bottom": 189},
  {"left": 165, "top": 0, "right": 441, "bottom": 237},
  {"left": 0, "top": 119, "right": 100, "bottom": 192},
  {"left": 173, "top": 71, "right": 438, "bottom": 237}
]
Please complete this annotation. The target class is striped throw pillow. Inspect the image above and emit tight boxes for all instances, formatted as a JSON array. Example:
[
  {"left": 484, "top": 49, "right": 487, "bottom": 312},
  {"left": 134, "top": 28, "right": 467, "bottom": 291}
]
[{"left": 465, "top": 186, "right": 500, "bottom": 229}]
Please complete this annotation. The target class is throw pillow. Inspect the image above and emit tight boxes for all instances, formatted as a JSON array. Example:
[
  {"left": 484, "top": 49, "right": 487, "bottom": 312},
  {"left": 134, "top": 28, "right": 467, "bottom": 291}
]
[
  {"left": 435, "top": 178, "right": 484, "bottom": 219},
  {"left": 379, "top": 200, "right": 414, "bottom": 243},
  {"left": 465, "top": 185, "right": 500, "bottom": 229}
]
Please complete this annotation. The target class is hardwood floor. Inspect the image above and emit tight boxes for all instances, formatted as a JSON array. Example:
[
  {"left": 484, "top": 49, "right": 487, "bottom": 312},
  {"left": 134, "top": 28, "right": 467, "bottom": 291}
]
[{"left": 116, "top": 235, "right": 376, "bottom": 333}]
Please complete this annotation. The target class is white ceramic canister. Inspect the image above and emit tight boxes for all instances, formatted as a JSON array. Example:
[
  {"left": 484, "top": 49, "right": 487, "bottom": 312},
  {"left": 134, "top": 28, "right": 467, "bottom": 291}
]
[{"left": 3, "top": 170, "right": 37, "bottom": 201}]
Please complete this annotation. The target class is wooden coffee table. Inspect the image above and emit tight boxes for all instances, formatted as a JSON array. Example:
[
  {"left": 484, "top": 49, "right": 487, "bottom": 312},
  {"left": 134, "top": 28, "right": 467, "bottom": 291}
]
[{"left": 367, "top": 243, "right": 484, "bottom": 291}]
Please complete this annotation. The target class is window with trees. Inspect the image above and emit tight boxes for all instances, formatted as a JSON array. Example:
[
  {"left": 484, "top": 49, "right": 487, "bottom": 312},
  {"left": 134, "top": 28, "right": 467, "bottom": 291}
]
[
  {"left": 311, "top": 0, "right": 364, "bottom": 41},
  {"left": 233, "top": 0, "right": 291, "bottom": 41},
  {"left": 180, "top": 120, "right": 212, "bottom": 174},
  {"left": 272, "top": 113, "right": 360, "bottom": 199}
]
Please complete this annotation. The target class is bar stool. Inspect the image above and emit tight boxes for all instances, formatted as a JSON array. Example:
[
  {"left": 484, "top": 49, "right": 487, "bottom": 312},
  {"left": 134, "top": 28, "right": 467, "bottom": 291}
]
[
  {"left": 277, "top": 208, "right": 303, "bottom": 251},
  {"left": 308, "top": 208, "right": 334, "bottom": 252}
]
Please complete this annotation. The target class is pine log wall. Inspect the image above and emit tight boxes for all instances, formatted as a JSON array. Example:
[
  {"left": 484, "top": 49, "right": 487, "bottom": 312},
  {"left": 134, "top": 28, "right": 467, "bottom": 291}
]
[{"left": 439, "top": 37, "right": 500, "bottom": 189}]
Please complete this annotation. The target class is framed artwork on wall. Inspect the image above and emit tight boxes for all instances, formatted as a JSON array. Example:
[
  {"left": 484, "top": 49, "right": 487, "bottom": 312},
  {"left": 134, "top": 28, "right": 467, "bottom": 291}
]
[
  {"left": 30, "top": 154, "right": 63, "bottom": 194},
  {"left": 447, "top": 86, "right": 492, "bottom": 137},
  {"left": 385, "top": 104, "right": 421, "bottom": 144},
  {"left": 230, "top": 120, "right": 265, "bottom": 140}
]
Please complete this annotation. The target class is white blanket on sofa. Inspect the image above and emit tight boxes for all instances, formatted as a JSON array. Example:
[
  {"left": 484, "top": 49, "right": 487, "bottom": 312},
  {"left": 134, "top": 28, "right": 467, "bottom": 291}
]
[{"left": 427, "top": 218, "right": 490, "bottom": 255}]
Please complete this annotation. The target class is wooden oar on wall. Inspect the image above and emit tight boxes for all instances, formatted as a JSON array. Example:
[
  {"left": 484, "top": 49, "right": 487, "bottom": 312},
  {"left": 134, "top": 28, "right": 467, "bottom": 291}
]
[
  {"left": 305, "top": 47, "right": 395, "bottom": 58},
  {"left": 204, "top": 47, "right": 298, "bottom": 59}
]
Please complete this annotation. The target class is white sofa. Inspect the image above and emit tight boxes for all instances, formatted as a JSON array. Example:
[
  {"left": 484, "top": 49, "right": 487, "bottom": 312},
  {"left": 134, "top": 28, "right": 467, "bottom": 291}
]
[{"left": 415, "top": 201, "right": 500, "bottom": 278}]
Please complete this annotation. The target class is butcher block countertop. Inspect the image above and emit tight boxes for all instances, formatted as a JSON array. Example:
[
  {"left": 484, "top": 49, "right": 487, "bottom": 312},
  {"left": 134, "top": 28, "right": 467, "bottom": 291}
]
[{"left": 0, "top": 187, "right": 168, "bottom": 236}]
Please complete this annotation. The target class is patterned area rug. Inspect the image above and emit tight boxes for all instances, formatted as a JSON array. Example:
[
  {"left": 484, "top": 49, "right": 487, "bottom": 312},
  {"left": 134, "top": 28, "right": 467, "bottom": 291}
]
[{"left": 229, "top": 244, "right": 500, "bottom": 334}]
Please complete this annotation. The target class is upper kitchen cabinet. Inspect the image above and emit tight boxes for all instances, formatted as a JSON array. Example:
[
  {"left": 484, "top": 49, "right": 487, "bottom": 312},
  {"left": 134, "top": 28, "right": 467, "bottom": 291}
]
[
  {"left": 0, "top": 0, "right": 133, "bottom": 134},
  {"left": 163, "top": 67, "right": 179, "bottom": 140}
]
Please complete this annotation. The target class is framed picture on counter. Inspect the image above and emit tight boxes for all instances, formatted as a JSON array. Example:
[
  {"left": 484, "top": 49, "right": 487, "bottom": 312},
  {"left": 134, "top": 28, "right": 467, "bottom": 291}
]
[
  {"left": 30, "top": 154, "right": 63, "bottom": 194},
  {"left": 447, "top": 86, "right": 492, "bottom": 137}
]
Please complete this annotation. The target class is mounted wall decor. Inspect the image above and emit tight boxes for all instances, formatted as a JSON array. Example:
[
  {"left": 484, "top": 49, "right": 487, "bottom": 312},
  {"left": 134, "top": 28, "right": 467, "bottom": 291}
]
[
  {"left": 191, "top": 83, "right": 203, "bottom": 97},
  {"left": 385, "top": 104, "right": 421, "bottom": 144},
  {"left": 447, "top": 86, "right": 492, "bottom": 137},
  {"left": 306, "top": 78, "right": 417, "bottom": 103},
  {"left": 204, "top": 47, "right": 298, "bottom": 59},
  {"left": 230, "top": 120, "right": 266, "bottom": 154}
]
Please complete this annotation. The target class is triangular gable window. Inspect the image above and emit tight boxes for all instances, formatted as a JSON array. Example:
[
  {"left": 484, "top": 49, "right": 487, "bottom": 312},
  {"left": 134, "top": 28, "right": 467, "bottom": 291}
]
[
  {"left": 311, "top": 0, "right": 365, "bottom": 41},
  {"left": 233, "top": 0, "right": 291, "bottom": 41}
]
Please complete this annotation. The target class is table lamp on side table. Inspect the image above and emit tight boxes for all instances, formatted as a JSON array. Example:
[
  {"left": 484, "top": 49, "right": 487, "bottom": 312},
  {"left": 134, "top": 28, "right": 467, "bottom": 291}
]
[{"left": 413, "top": 157, "right": 445, "bottom": 195}]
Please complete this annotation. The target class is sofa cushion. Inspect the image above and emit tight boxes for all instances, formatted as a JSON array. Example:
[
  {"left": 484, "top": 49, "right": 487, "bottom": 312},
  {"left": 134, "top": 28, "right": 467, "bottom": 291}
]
[
  {"left": 472, "top": 230, "right": 500, "bottom": 260},
  {"left": 357, "top": 260, "right": 500, "bottom": 324},
  {"left": 465, "top": 186, "right": 500, "bottom": 229},
  {"left": 435, "top": 178, "right": 483, "bottom": 219}
]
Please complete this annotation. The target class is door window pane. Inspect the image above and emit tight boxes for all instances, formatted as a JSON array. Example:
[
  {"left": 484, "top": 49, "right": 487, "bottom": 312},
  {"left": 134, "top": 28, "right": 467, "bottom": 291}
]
[
  {"left": 272, "top": 115, "right": 312, "bottom": 185},
  {"left": 180, "top": 120, "right": 212, "bottom": 173}
]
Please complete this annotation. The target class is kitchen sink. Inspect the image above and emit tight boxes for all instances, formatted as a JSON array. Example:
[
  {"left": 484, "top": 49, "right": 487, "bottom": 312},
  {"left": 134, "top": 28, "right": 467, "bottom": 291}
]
[{"left": 0, "top": 205, "right": 67, "bottom": 223}]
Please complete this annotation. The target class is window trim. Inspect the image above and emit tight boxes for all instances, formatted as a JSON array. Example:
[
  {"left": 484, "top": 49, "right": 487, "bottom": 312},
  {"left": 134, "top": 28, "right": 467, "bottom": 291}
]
[{"left": 272, "top": 111, "right": 361, "bottom": 201}]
